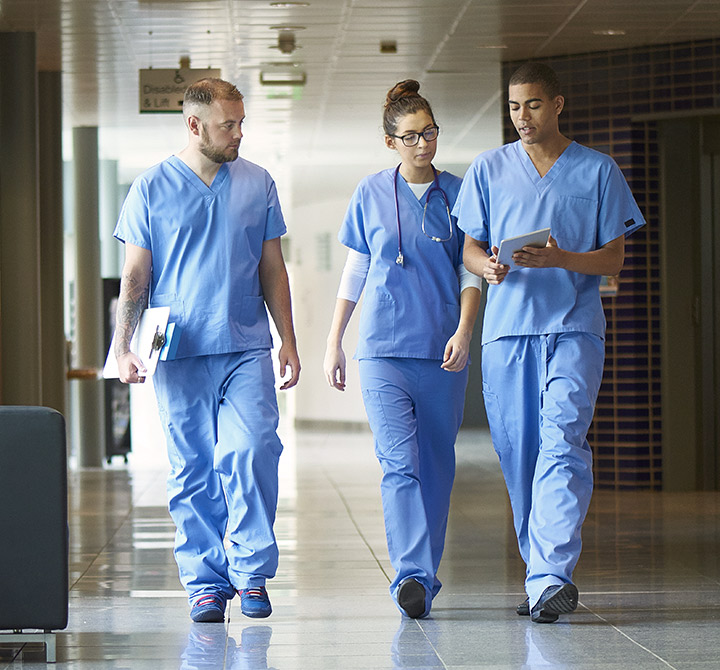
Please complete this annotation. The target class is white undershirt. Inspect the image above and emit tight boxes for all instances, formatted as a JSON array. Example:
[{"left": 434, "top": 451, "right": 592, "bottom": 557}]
[{"left": 336, "top": 180, "right": 482, "bottom": 302}]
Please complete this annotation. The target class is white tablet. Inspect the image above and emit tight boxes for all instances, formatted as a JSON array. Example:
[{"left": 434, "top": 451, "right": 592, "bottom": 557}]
[{"left": 496, "top": 227, "right": 551, "bottom": 271}]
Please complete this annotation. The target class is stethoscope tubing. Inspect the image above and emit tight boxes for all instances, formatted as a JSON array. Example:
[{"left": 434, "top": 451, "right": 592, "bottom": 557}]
[{"left": 393, "top": 164, "right": 452, "bottom": 266}]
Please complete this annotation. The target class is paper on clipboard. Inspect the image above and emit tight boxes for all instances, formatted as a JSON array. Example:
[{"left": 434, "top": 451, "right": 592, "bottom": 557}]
[
  {"left": 102, "top": 307, "right": 171, "bottom": 379},
  {"left": 496, "top": 227, "right": 551, "bottom": 271}
]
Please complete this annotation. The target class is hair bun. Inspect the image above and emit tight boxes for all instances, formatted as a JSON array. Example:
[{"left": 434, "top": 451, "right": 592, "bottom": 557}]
[{"left": 385, "top": 79, "right": 421, "bottom": 107}]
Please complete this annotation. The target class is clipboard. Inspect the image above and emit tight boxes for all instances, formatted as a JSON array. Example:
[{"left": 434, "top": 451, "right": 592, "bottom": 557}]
[
  {"left": 102, "top": 307, "right": 179, "bottom": 379},
  {"left": 496, "top": 227, "right": 551, "bottom": 271}
]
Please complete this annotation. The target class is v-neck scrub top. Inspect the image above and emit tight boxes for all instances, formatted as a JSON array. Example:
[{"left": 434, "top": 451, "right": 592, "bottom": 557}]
[
  {"left": 114, "top": 155, "right": 287, "bottom": 359},
  {"left": 339, "top": 168, "right": 464, "bottom": 360},
  {"left": 453, "top": 141, "right": 645, "bottom": 345}
]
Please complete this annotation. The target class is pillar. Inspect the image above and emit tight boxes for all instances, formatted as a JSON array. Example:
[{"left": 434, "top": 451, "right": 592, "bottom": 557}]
[
  {"left": 38, "top": 70, "right": 67, "bottom": 415},
  {"left": 73, "top": 126, "right": 105, "bottom": 467},
  {"left": 100, "top": 159, "right": 122, "bottom": 279},
  {"left": 0, "top": 32, "right": 41, "bottom": 405}
]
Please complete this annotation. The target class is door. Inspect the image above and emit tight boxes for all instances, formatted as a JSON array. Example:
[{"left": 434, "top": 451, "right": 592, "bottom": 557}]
[{"left": 660, "top": 117, "right": 720, "bottom": 490}]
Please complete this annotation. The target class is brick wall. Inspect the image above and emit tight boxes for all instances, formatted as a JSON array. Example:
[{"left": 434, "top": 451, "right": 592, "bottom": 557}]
[{"left": 503, "top": 38, "right": 720, "bottom": 489}]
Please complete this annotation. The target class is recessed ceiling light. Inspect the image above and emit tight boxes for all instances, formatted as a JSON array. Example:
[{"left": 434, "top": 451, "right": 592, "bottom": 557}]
[
  {"left": 593, "top": 29, "right": 626, "bottom": 36},
  {"left": 269, "top": 25, "right": 306, "bottom": 31},
  {"left": 260, "top": 70, "right": 307, "bottom": 86},
  {"left": 476, "top": 44, "right": 507, "bottom": 49},
  {"left": 262, "top": 61, "right": 303, "bottom": 68}
]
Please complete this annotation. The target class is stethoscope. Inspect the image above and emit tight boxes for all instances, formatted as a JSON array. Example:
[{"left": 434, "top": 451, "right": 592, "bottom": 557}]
[{"left": 393, "top": 164, "right": 453, "bottom": 267}]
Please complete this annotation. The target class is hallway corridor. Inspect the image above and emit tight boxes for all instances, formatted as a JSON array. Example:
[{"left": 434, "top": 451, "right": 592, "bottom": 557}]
[{"left": 2, "top": 427, "right": 719, "bottom": 668}]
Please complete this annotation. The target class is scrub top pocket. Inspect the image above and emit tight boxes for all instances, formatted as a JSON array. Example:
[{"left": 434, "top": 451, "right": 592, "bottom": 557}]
[
  {"left": 359, "top": 294, "right": 396, "bottom": 352},
  {"left": 150, "top": 292, "right": 185, "bottom": 326},
  {"left": 445, "top": 302, "right": 460, "bottom": 328},
  {"left": 551, "top": 195, "right": 598, "bottom": 253}
]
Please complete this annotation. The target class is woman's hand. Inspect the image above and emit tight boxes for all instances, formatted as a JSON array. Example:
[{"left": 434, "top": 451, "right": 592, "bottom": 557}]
[
  {"left": 441, "top": 329, "right": 471, "bottom": 372},
  {"left": 323, "top": 343, "right": 347, "bottom": 391}
]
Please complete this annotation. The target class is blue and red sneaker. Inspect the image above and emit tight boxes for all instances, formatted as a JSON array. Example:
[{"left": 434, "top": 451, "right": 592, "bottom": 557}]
[
  {"left": 190, "top": 593, "right": 225, "bottom": 623},
  {"left": 238, "top": 586, "right": 272, "bottom": 618}
]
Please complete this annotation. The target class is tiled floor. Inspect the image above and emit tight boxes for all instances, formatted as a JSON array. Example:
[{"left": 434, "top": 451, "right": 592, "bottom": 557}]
[{"left": 2, "top": 426, "right": 720, "bottom": 668}]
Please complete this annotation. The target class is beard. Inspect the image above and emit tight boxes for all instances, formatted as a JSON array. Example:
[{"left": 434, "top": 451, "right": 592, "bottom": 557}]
[{"left": 199, "top": 125, "right": 239, "bottom": 164}]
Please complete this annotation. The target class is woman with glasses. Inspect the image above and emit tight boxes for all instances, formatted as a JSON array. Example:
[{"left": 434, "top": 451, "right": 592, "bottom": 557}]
[{"left": 323, "top": 79, "right": 482, "bottom": 619}]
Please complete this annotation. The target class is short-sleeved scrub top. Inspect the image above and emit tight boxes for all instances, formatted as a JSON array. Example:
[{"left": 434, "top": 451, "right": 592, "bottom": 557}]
[
  {"left": 339, "top": 168, "right": 464, "bottom": 360},
  {"left": 453, "top": 140, "right": 645, "bottom": 345},
  {"left": 114, "top": 155, "right": 286, "bottom": 359}
]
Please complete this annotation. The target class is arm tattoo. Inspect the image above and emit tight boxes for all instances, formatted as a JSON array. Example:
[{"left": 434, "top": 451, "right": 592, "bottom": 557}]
[{"left": 114, "top": 272, "right": 149, "bottom": 357}]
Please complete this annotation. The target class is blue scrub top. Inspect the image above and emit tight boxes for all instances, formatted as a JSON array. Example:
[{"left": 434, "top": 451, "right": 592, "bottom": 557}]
[
  {"left": 114, "top": 155, "right": 287, "bottom": 358},
  {"left": 453, "top": 140, "right": 645, "bottom": 345},
  {"left": 340, "top": 167, "right": 465, "bottom": 360}
]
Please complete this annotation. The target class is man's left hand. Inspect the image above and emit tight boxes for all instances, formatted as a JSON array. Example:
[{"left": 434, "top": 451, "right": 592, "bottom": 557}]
[{"left": 512, "top": 235, "right": 564, "bottom": 269}]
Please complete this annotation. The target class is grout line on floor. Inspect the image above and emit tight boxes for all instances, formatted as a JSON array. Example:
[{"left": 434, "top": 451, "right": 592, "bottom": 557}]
[
  {"left": 579, "top": 603, "right": 680, "bottom": 669},
  {"left": 417, "top": 618, "right": 451, "bottom": 670},
  {"left": 324, "top": 470, "right": 392, "bottom": 585}
]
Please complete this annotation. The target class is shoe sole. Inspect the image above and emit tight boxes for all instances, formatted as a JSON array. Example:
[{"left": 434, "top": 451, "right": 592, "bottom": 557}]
[
  {"left": 542, "top": 584, "right": 579, "bottom": 614},
  {"left": 241, "top": 608, "right": 272, "bottom": 619},
  {"left": 191, "top": 609, "right": 224, "bottom": 623},
  {"left": 531, "top": 584, "right": 578, "bottom": 624},
  {"left": 398, "top": 579, "right": 426, "bottom": 619}
]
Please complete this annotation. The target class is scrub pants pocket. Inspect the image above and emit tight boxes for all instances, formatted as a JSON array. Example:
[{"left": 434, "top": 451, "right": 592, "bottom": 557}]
[
  {"left": 361, "top": 388, "right": 416, "bottom": 465},
  {"left": 482, "top": 383, "right": 512, "bottom": 461}
]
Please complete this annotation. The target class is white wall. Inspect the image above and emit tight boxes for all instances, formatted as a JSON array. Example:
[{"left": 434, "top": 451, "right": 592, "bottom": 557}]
[{"left": 288, "top": 163, "right": 379, "bottom": 427}]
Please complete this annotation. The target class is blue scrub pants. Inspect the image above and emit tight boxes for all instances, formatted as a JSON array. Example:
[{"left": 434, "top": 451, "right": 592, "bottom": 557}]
[
  {"left": 153, "top": 350, "right": 283, "bottom": 604},
  {"left": 481, "top": 333, "right": 604, "bottom": 608},
  {"left": 359, "top": 357, "right": 468, "bottom": 613}
]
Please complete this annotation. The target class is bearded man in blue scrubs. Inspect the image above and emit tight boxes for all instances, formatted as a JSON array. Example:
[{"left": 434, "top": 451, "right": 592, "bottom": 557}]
[
  {"left": 113, "top": 78, "right": 300, "bottom": 623},
  {"left": 454, "top": 62, "right": 645, "bottom": 623}
]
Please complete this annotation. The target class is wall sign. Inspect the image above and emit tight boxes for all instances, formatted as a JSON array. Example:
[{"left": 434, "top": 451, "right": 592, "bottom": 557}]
[{"left": 139, "top": 68, "right": 221, "bottom": 113}]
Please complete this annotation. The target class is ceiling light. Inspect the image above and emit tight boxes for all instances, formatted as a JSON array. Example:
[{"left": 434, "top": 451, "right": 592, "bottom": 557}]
[
  {"left": 593, "top": 29, "right": 626, "bottom": 36},
  {"left": 260, "top": 70, "right": 307, "bottom": 86},
  {"left": 270, "top": 2, "right": 310, "bottom": 7},
  {"left": 476, "top": 44, "right": 507, "bottom": 49},
  {"left": 270, "top": 25, "right": 306, "bottom": 31},
  {"left": 262, "top": 61, "right": 303, "bottom": 68}
]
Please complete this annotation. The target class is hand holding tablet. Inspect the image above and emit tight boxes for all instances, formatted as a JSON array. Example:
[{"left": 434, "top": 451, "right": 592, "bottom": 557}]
[{"left": 495, "top": 227, "right": 551, "bottom": 271}]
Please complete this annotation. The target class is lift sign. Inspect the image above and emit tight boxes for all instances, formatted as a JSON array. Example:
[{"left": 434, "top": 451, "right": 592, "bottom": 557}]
[{"left": 139, "top": 68, "right": 221, "bottom": 113}]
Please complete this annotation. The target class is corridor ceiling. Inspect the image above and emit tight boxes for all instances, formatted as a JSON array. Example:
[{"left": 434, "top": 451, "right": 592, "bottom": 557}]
[{"left": 1, "top": 0, "right": 718, "bottom": 174}]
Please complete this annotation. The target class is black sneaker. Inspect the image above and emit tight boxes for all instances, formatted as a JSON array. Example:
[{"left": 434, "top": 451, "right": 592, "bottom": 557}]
[
  {"left": 397, "top": 579, "right": 427, "bottom": 619},
  {"left": 531, "top": 583, "right": 578, "bottom": 624},
  {"left": 516, "top": 597, "right": 530, "bottom": 616}
]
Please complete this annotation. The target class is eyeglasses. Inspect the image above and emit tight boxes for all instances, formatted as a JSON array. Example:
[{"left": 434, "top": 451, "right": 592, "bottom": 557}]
[{"left": 389, "top": 125, "right": 439, "bottom": 147}]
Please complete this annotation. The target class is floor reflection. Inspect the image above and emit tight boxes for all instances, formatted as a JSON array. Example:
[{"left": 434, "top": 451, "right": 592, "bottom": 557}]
[
  {"left": 3, "top": 427, "right": 720, "bottom": 668},
  {"left": 181, "top": 625, "right": 275, "bottom": 670}
]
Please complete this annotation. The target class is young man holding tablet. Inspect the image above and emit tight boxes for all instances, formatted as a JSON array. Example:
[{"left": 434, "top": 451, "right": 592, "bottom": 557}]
[{"left": 453, "top": 62, "right": 645, "bottom": 623}]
